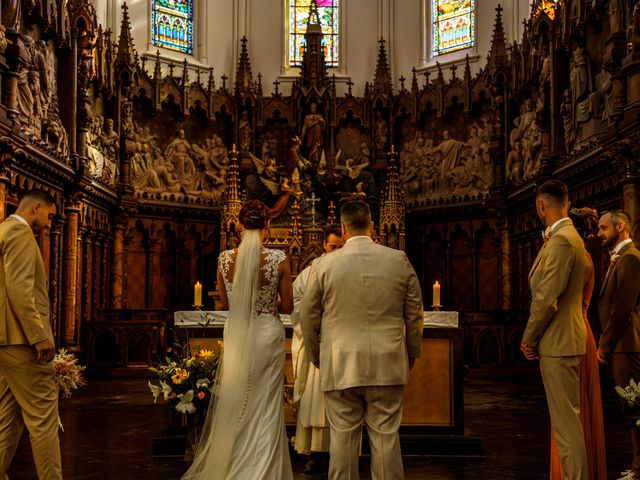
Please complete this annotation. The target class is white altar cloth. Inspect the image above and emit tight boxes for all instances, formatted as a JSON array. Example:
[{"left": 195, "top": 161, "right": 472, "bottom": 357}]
[{"left": 174, "top": 310, "right": 458, "bottom": 328}]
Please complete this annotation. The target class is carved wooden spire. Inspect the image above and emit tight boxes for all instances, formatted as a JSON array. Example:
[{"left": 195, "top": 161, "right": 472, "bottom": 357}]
[
  {"left": 300, "top": 0, "right": 328, "bottom": 89},
  {"left": 220, "top": 145, "right": 243, "bottom": 251},
  {"left": 380, "top": 146, "right": 405, "bottom": 250},
  {"left": 116, "top": 2, "right": 135, "bottom": 67},
  {"left": 486, "top": 4, "right": 508, "bottom": 77},
  {"left": 372, "top": 38, "right": 393, "bottom": 96},
  {"left": 235, "top": 36, "right": 254, "bottom": 95}
]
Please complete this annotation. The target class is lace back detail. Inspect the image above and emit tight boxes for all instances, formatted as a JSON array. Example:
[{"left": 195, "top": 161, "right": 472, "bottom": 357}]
[{"left": 218, "top": 248, "right": 286, "bottom": 317}]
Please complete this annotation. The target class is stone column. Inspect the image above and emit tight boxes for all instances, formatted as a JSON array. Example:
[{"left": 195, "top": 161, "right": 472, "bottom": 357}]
[
  {"left": 62, "top": 202, "right": 80, "bottom": 347},
  {"left": 92, "top": 234, "right": 103, "bottom": 317},
  {"left": 623, "top": 181, "right": 640, "bottom": 244},
  {"left": 146, "top": 238, "right": 158, "bottom": 308},
  {"left": 499, "top": 222, "right": 512, "bottom": 310},
  {"left": 101, "top": 235, "right": 111, "bottom": 310},
  {"left": 122, "top": 234, "right": 132, "bottom": 309},
  {"left": 82, "top": 231, "right": 93, "bottom": 323},
  {"left": 0, "top": 171, "right": 8, "bottom": 220},
  {"left": 49, "top": 220, "right": 63, "bottom": 340},
  {"left": 471, "top": 238, "right": 478, "bottom": 310},
  {"left": 111, "top": 223, "right": 125, "bottom": 309}
]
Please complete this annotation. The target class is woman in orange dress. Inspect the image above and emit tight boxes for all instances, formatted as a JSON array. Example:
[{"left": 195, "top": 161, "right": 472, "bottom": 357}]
[{"left": 550, "top": 207, "right": 607, "bottom": 479}]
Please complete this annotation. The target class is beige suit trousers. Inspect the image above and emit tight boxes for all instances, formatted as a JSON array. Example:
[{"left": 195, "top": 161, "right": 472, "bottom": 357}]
[
  {"left": 0, "top": 346, "right": 61, "bottom": 480},
  {"left": 324, "top": 385, "right": 404, "bottom": 480},
  {"left": 540, "top": 355, "right": 588, "bottom": 480}
]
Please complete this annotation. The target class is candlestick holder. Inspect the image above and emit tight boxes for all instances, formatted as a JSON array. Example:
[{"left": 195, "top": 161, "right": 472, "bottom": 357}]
[
  {"left": 192, "top": 304, "right": 203, "bottom": 311},
  {"left": 431, "top": 304, "right": 442, "bottom": 312}
]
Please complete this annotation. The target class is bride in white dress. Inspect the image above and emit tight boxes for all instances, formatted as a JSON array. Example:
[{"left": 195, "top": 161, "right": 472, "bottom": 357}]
[{"left": 182, "top": 200, "right": 294, "bottom": 479}]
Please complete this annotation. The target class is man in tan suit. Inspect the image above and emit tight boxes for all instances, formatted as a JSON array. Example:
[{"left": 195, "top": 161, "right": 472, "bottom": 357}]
[
  {"left": 596, "top": 210, "right": 640, "bottom": 480},
  {"left": 300, "top": 200, "right": 423, "bottom": 480},
  {"left": 291, "top": 227, "right": 343, "bottom": 475},
  {"left": 0, "top": 189, "right": 61, "bottom": 479},
  {"left": 521, "top": 179, "right": 588, "bottom": 480}
]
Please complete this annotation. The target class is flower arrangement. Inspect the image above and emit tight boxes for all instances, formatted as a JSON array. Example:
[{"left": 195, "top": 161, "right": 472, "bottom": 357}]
[
  {"left": 615, "top": 379, "right": 640, "bottom": 426},
  {"left": 53, "top": 349, "right": 87, "bottom": 399},
  {"left": 148, "top": 344, "right": 220, "bottom": 420}
]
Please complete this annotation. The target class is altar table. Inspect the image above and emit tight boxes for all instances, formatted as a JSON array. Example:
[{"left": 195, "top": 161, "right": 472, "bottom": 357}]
[{"left": 173, "top": 311, "right": 475, "bottom": 454}]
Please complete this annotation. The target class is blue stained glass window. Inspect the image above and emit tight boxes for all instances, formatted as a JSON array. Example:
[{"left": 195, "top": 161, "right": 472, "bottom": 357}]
[
  {"left": 432, "top": 0, "right": 475, "bottom": 56},
  {"left": 152, "top": 0, "right": 194, "bottom": 55}
]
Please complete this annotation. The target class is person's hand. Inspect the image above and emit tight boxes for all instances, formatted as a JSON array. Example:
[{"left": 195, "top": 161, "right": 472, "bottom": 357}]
[
  {"left": 34, "top": 339, "right": 55, "bottom": 363},
  {"left": 409, "top": 357, "right": 417, "bottom": 370},
  {"left": 520, "top": 341, "right": 539, "bottom": 361},
  {"left": 597, "top": 347, "right": 608, "bottom": 365}
]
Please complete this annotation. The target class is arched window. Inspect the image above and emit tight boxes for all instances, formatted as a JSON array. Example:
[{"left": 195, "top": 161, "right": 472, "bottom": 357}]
[
  {"left": 288, "top": 0, "right": 340, "bottom": 68},
  {"left": 432, "top": 0, "right": 475, "bottom": 57},
  {"left": 152, "top": 0, "right": 194, "bottom": 55}
]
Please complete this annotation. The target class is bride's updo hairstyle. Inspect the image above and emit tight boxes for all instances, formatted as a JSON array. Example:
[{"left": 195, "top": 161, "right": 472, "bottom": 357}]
[{"left": 239, "top": 200, "right": 270, "bottom": 230}]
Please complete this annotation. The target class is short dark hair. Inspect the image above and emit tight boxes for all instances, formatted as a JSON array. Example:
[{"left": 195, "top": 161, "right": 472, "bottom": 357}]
[
  {"left": 323, "top": 227, "right": 342, "bottom": 242},
  {"left": 340, "top": 200, "right": 371, "bottom": 232},
  {"left": 608, "top": 210, "right": 632, "bottom": 234},
  {"left": 19, "top": 189, "right": 56, "bottom": 208},
  {"left": 536, "top": 179, "right": 568, "bottom": 208}
]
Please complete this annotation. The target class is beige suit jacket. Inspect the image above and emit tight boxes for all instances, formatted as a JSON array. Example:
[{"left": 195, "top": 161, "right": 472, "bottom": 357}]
[
  {"left": 598, "top": 242, "right": 640, "bottom": 354},
  {"left": 0, "top": 216, "right": 53, "bottom": 346},
  {"left": 300, "top": 236, "right": 424, "bottom": 392},
  {"left": 523, "top": 219, "right": 586, "bottom": 356}
]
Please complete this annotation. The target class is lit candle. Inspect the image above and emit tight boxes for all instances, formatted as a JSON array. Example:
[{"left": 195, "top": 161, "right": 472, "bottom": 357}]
[
  {"left": 433, "top": 281, "right": 441, "bottom": 307},
  {"left": 194, "top": 282, "right": 202, "bottom": 306}
]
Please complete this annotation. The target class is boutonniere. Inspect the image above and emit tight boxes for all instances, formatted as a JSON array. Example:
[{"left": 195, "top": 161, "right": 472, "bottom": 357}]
[{"left": 610, "top": 253, "right": 621, "bottom": 268}]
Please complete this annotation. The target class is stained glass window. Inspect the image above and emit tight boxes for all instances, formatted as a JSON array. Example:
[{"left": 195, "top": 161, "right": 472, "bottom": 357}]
[
  {"left": 289, "top": 0, "right": 339, "bottom": 67},
  {"left": 432, "top": 0, "right": 475, "bottom": 56},
  {"left": 152, "top": 0, "right": 194, "bottom": 55}
]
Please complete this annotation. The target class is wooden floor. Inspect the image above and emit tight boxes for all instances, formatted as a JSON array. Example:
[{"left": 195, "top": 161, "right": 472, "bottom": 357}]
[{"left": 6, "top": 371, "right": 634, "bottom": 479}]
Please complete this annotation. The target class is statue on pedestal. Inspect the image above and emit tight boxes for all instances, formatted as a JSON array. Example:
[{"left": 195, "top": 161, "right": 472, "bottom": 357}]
[{"left": 301, "top": 103, "right": 325, "bottom": 164}]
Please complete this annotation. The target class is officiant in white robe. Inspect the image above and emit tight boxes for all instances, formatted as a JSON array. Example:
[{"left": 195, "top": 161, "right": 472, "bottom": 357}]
[{"left": 291, "top": 228, "right": 343, "bottom": 466}]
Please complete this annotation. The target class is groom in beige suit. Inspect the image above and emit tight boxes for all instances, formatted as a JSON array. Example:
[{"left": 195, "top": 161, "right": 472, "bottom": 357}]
[
  {"left": 300, "top": 200, "right": 423, "bottom": 480},
  {"left": 521, "top": 179, "right": 588, "bottom": 480},
  {"left": 0, "top": 189, "right": 61, "bottom": 479}
]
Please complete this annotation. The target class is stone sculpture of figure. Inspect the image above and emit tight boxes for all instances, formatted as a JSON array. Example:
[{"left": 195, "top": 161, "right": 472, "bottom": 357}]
[
  {"left": 87, "top": 116, "right": 104, "bottom": 178},
  {"left": 539, "top": 47, "right": 551, "bottom": 88},
  {"left": 28, "top": 70, "right": 43, "bottom": 134},
  {"left": 560, "top": 89, "right": 575, "bottom": 153},
  {"left": 569, "top": 45, "right": 592, "bottom": 116},
  {"left": 130, "top": 142, "right": 145, "bottom": 181},
  {"left": 629, "top": 0, "right": 640, "bottom": 54},
  {"left": 239, "top": 110, "right": 252, "bottom": 153},
  {"left": 374, "top": 111, "right": 388, "bottom": 152},
  {"left": 438, "top": 130, "right": 466, "bottom": 180},
  {"left": 519, "top": 99, "right": 536, "bottom": 136},
  {"left": 509, "top": 117, "right": 521, "bottom": 151},
  {"left": 608, "top": 0, "right": 624, "bottom": 33},
  {"left": 301, "top": 102, "right": 325, "bottom": 164},
  {"left": 100, "top": 119, "right": 119, "bottom": 161},
  {"left": 506, "top": 141, "right": 524, "bottom": 183},
  {"left": 121, "top": 102, "right": 133, "bottom": 136},
  {"left": 99, "top": 119, "right": 119, "bottom": 185},
  {"left": 164, "top": 128, "right": 196, "bottom": 189},
  {"left": 467, "top": 125, "right": 483, "bottom": 152},
  {"left": 2, "top": 0, "right": 36, "bottom": 30},
  {"left": 523, "top": 122, "right": 542, "bottom": 179}
]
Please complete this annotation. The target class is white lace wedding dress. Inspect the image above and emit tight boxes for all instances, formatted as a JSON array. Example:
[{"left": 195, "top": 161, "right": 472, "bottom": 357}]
[{"left": 182, "top": 246, "right": 293, "bottom": 480}]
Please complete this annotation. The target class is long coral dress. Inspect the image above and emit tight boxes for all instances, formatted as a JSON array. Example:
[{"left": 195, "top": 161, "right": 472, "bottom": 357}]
[{"left": 550, "top": 252, "right": 607, "bottom": 479}]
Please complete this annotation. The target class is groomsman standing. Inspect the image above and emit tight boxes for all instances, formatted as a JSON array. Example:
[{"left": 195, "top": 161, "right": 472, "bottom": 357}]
[
  {"left": 300, "top": 200, "right": 423, "bottom": 480},
  {"left": 0, "top": 189, "right": 61, "bottom": 479},
  {"left": 521, "top": 179, "right": 588, "bottom": 480},
  {"left": 291, "top": 227, "right": 343, "bottom": 475},
  {"left": 597, "top": 211, "right": 640, "bottom": 480}
]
